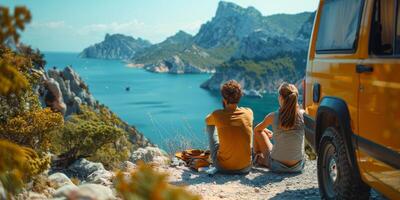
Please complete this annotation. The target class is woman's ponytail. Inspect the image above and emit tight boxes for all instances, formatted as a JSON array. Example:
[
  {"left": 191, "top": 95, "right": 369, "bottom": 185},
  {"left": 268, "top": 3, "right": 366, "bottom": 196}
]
[{"left": 278, "top": 83, "right": 299, "bottom": 129}]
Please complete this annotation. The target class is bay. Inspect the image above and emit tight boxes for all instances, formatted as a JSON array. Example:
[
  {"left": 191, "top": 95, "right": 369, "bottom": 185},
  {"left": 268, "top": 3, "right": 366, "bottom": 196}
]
[{"left": 44, "top": 52, "right": 279, "bottom": 151}]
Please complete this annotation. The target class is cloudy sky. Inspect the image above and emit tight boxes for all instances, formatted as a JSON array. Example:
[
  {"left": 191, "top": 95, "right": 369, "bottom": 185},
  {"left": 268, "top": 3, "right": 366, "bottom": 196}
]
[{"left": 3, "top": 0, "right": 319, "bottom": 52}]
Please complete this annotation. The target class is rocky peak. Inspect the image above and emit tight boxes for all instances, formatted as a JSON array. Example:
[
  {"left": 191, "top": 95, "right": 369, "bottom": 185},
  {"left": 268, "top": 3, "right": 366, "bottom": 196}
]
[
  {"left": 215, "top": 1, "right": 262, "bottom": 19},
  {"left": 194, "top": 1, "right": 264, "bottom": 48},
  {"left": 164, "top": 30, "right": 193, "bottom": 44}
]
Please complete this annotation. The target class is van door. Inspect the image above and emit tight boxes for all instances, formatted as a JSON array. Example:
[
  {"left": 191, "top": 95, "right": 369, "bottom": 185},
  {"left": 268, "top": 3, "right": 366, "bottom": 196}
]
[{"left": 358, "top": 0, "right": 400, "bottom": 196}]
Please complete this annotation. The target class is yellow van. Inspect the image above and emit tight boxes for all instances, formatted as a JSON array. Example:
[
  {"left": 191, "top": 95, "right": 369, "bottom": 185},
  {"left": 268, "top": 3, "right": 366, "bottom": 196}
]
[{"left": 304, "top": 0, "right": 400, "bottom": 199}]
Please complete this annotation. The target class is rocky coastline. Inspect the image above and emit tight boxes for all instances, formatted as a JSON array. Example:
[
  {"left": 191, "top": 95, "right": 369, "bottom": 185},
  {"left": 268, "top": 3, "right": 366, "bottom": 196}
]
[{"left": 80, "top": 1, "right": 314, "bottom": 96}]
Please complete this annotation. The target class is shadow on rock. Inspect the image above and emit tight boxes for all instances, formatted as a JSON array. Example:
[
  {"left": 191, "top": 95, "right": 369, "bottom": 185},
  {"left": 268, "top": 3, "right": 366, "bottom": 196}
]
[
  {"left": 170, "top": 166, "right": 302, "bottom": 188},
  {"left": 270, "top": 187, "right": 320, "bottom": 200}
]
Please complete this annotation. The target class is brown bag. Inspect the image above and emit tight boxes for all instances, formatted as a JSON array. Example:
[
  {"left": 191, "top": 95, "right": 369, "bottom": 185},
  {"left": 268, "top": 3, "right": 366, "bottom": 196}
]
[{"left": 175, "top": 149, "right": 211, "bottom": 170}]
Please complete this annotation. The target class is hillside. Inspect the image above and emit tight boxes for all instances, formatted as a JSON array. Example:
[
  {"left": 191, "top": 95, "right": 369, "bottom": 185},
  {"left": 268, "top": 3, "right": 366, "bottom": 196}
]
[
  {"left": 131, "top": 31, "right": 224, "bottom": 73},
  {"left": 201, "top": 50, "right": 308, "bottom": 97},
  {"left": 201, "top": 11, "right": 315, "bottom": 96}
]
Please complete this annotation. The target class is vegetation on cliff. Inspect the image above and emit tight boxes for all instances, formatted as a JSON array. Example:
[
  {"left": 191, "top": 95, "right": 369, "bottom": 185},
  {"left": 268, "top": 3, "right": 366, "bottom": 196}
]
[{"left": 0, "top": 5, "right": 198, "bottom": 199}]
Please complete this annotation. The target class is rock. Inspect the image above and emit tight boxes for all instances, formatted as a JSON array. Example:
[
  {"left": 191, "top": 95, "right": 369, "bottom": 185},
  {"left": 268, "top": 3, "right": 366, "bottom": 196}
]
[
  {"left": 86, "top": 170, "right": 113, "bottom": 186},
  {"left": 130, "top": 147, "right": 169, "bottom": 165},
  {"left": 144, "top": 55, "right": 208, "bottom": 74},
  {"left": 65, "top": 158, "right": 105, "bottom": 180},
  {"left": 243, "top": 89, "right": 263, "bottom": 98},
  {"left": 0, "top": 182, "right": 6, "bottom": 200},
  {"left": 120, "top": 161, "right": 136, "bottom": 172},
  {"left": 53, "top": 184, "right": 78, "bottom": 198},
  {"left": 20, "top": 192, "right": 48, "bottom": 200},
  {"left": 48, "top": 173, "right": 74, "bottom": 189},
  {"left": 42, "top": 77, "right": 67, "bottom": 114},
  {"left": 42, "top": 67, "right": 98, "bottom": 116},
  {"left": 170, "top": 157, "right": 185, "bottom": 167},
  {"left": 53, "top": 184, "right": 116, "bottom": 200},
  {"left": 74, "top": 184, "right": 115, "bottom": 200}
]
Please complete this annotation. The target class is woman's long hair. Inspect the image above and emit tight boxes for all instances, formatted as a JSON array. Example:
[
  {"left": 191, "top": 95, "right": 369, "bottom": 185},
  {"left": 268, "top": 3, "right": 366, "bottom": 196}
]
[{"left": 278, "top": 83, "right": 300, "bottom": 129}]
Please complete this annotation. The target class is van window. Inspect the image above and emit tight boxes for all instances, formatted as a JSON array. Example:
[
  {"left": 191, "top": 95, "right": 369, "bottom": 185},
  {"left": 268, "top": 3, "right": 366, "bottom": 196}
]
[
  {"left": 316, "top": 0, "right": 364, "bottom": 53},
  {"left": 370, "top": 0, "right": 395, "bottom": 55},
  {"left": 396, "top": 1, "right": 400, "bottom": 55}
]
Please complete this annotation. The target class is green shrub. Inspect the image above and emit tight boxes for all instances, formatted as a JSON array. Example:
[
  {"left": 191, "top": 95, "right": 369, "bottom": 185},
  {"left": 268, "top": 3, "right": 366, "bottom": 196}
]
[{"left": 52, "top": 106, "right": 132, "bottom": 169}]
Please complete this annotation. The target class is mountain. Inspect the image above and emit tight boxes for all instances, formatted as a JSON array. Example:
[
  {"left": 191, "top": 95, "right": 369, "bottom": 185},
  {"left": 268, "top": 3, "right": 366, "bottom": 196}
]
[
  {"left": 193, "top": 2, "right": 265, "bottom": 49},
  {"left": 130, "top": 31, "right": 222, "bottom": 73},
  {"left": 80, "top": 1, "right": 313, "bottom": 79},
  {"left": 80, "top": 34, "right": 151, "bottom": 60},
  {"left": 131, "top": 30, "right": 234, "bottom": 73},
  {"left": 201, "top": 12, "right": 315, "bottom": 97},
  {"left": 129, "top": 1, "right": 312, "bottom": 74}
]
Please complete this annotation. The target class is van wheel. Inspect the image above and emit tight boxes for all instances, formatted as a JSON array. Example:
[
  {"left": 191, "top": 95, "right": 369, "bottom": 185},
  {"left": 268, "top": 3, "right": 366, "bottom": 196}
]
[{"left": 317, "top": 127, "right": 370, "bottom": 199}]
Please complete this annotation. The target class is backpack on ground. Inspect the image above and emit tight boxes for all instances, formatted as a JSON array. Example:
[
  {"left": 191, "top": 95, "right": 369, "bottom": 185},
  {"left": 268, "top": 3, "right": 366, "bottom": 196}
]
[{"left": 175, "top": 149, "right": 211, "bottom": 170}]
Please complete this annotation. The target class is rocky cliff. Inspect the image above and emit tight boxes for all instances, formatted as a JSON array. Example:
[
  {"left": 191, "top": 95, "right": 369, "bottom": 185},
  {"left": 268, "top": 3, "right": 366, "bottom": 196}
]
[
  {"left": 38, "top": 66, "right": 151, "bottom": 147},
  {"left": 80, "top": 34, "right": 151, "bottom": 60},
  {"left": 201, "top": 12, "right": 315, "bottom": 96}
]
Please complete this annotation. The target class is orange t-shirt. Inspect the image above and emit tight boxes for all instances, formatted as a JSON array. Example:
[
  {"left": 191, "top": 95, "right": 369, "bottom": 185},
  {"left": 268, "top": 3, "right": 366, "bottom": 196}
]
[{"left": 205, "top": 107, "right": 253, "bottom": 170}]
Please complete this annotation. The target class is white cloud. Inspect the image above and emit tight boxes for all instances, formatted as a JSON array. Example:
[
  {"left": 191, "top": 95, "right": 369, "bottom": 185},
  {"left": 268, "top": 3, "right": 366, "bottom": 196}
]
[
  {"left": 77, "top": 20, "right": 146, "bottom": 36},
  {"left": 29, "top": 21, "right": 67, "bottom": 29}
]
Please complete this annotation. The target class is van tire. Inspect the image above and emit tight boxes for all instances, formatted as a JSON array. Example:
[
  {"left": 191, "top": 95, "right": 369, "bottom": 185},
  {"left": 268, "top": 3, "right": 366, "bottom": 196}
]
[{"left": 317, "top": 127, "right": 370, "bottom": 199}]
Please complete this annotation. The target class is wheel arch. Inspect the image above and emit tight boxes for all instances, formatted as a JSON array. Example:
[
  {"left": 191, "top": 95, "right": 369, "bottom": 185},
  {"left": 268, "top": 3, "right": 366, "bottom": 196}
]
[{"left": 315, "top": 96, "right": 358, "bottom": 170}]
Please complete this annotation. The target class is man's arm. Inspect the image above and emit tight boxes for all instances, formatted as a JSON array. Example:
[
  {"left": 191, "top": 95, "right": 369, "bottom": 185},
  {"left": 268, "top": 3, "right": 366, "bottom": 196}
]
[{"left": 205, "top": 112, "right": 215, "bottom": 125}]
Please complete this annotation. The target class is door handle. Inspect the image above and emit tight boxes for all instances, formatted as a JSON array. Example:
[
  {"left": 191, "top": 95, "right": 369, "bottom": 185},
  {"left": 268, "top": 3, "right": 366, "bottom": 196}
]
[{"left": 356, "top": 65, "right": 374, "bottom": 73}]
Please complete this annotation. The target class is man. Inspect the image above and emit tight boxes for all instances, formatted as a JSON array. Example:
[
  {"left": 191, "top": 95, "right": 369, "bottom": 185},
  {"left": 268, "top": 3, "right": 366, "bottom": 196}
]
[{"left": 205, "top": 80, "right": 253, "bottom": 174}]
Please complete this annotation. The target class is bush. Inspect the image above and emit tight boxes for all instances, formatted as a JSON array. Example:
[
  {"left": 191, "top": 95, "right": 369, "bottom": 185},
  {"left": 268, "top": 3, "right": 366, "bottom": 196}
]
[
  {"left": 52, "top": 106, "right": 131, "bottom": 169},
  {"left": 115, "top": 162, "right": 200, "bottom": 200},
  {"left": 0, "top": 108, "right": 64, "bottom": 152},
  {"left": 0, "top": 140, "right": 50, "bottom": 197}
]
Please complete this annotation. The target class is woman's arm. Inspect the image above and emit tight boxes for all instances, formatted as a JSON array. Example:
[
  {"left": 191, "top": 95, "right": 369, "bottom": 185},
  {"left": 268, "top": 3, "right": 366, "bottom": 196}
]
[{"left": 254, "top": 112, "right": 274, "bottom": 134}]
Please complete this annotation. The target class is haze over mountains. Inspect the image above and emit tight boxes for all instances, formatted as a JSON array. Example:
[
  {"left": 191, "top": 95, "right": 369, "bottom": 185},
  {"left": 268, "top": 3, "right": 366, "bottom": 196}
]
[{"left": 80, "top": 1, "right": 315, "bottom": 96}]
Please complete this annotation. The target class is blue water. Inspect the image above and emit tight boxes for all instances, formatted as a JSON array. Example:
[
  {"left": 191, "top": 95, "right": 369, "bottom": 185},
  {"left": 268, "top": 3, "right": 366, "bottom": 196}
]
[{"left": 44, "top": 52, "right": 278, "bottom": 150}]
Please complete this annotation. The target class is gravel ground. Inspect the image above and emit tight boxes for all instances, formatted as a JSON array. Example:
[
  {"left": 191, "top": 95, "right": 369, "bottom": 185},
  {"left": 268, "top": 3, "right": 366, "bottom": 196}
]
[{"left": 158, "top": 159, "right": 387, "bottom": 200}]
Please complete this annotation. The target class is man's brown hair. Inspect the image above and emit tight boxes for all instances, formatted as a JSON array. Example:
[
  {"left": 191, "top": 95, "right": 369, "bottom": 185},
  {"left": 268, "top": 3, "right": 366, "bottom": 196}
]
[{"left": 221, "top": 80, "right": 242, "bottom": 104}]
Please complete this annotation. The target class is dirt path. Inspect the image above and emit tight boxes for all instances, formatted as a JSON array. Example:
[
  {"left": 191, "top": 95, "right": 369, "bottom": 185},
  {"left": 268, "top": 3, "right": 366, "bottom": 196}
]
[{"left": 160, "top": 159, "right": 386, "bottom": 200}]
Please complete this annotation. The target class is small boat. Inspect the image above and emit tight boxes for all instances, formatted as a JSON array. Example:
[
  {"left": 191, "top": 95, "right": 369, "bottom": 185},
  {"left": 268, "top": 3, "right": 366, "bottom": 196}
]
[{"left": 125, "top": 86, "right": 130, "bottom": 92}]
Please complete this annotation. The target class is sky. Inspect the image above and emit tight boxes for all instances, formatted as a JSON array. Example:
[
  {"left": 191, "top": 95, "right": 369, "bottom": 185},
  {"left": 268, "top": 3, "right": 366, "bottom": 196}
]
[{"left": 2, "top": 0, "right": 319, "bottom": 52}]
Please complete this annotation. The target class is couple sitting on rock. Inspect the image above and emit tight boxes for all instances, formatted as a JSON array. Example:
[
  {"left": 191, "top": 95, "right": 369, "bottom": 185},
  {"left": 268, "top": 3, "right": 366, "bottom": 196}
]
[{"left": 205, "top": 80, "right": 305, "bottom": 174}]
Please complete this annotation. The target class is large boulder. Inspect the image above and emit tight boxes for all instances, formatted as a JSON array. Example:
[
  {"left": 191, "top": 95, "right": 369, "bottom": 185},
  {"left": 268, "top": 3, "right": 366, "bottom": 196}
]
[
  {"left": 85, "top": 170, "right": 113, "bottom": 186},
  {"left": 48, "top": 173, "right": 75, "bottom": 189},
  {"left": 43, "top": 67, "right": 97, "bottom": 116},
  {"left": 53, "top": 184, "right": 78, "bottom": 199},
  {"left": 53, "top": 184, "right": 115, "bottom": 200},
  {"left": 119, "top": 161, "right": 136, "bottom": 172},
  {"left": 130, "top": 147, "right": 169, "bottom": 165},
  {"left": 64, "top": 158, "right": 105, "bottom": 180}
]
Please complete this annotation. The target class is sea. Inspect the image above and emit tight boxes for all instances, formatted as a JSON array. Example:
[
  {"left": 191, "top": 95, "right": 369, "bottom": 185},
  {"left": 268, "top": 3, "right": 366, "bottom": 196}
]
[{"left": 44, "top": 52, "right": 279, "bottom": 151}]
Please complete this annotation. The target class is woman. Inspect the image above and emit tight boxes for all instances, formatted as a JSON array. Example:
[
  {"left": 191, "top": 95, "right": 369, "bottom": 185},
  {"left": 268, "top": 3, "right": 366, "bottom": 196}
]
[{"left": 253, "top": 83, "right": 305, "bottom": 173}]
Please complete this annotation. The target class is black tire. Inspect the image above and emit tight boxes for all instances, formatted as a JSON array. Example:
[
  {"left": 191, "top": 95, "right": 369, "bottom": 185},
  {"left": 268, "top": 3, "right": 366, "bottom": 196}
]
[{"left": 317, "top": 127, "right": 370, "bottom": 200}]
